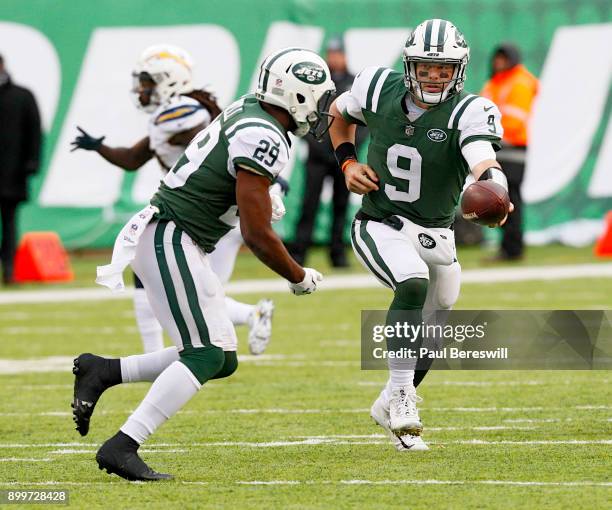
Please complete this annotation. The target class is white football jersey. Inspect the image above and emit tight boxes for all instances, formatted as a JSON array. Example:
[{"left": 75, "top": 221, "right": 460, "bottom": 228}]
[{"left": 148, "top": 95, "right": 211, "bottom": 171}]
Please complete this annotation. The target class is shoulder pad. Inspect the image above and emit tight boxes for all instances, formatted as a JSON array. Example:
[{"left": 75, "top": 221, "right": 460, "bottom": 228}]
[
  {"left": 351, "top": 66, "right": 394, "bottom": 112},
  {"left": 154, "top": 99, "right": 203, "bottom": 125}
]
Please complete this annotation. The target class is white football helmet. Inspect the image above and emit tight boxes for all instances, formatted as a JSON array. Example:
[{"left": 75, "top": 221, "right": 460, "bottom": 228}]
[
  {"left": 403, "top": 19, "right": 470, "bottom": 105},
  {"left": 255, "top": 47, "right": 336, "bottom": 138},
  {"left": 132, "top": 44, "right": 194, "bottom": 112}
]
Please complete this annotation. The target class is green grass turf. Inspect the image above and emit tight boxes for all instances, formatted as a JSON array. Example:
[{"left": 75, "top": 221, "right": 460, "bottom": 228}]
[{"left": 0, "top": 248, "right": 610, "bottom": 508}]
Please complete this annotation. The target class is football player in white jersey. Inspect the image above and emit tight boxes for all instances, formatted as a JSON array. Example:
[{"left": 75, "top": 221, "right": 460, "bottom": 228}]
[
  {"left": 71, "top": 47, "right": 335, "bottom": 481},
  {"left": 72, "top": 45, "right": 282, "bottom": 356}
]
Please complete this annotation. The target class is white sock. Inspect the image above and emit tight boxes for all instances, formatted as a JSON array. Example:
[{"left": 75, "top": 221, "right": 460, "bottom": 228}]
[
  {"left": 121, "top": 361, "right": 201, "bottom": 444},
  {"left": 383, "top": 369, "right": 415, "bottom": 401},
  {"left": 133, "top": 288, "right": 164, "bottom": 353},
  {"left": 120, "top": 347, "right": 179, "bottom": 383},
  {"left": 225, "top": 297, "right": 254, "bottom": 326}
]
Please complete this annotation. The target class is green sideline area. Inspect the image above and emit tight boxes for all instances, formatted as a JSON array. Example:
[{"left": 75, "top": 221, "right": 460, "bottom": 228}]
[
  {"left": 1, "top": 244, "right": 610, "bottom": 291},
  {"left": 0, "top": 245, "right": 610, "bottom": 508}
]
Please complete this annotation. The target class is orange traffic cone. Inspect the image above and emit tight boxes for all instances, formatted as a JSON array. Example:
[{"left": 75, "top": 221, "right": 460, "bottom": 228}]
[
  {"left": 13, "top": 232, "right": 74, "bottom": 283},
  {"left": 594, "top": 211, "right": 612, "bottom": 257}
]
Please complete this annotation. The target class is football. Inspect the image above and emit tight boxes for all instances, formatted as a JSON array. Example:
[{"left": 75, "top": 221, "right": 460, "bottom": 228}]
[{"left": 461, "top": 180, "right": 510, "bottom": 226}]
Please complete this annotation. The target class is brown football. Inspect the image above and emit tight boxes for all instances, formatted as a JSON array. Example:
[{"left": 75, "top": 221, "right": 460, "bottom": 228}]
[{"left": 461, "top": 180, "right": 510, "bottom": 226}]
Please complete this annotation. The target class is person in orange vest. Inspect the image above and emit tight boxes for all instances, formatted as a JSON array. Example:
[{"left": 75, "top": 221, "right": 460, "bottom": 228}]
[{"left": 481, "top": 43, "right": 538, "bottom": 260}]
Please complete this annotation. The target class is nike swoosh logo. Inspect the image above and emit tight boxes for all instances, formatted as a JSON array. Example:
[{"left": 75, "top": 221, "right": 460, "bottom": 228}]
[
  {"left": 397, "top": 436, "right": 414, "bottom": 449},
  {"left": 266, "top": 136, "right": 281, "bottom": 148},
  {"left": 484, "top": 105, "right": 494, "bottom": 112}
]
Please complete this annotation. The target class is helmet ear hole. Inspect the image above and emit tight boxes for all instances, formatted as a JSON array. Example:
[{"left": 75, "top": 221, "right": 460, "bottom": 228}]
[{"left": 296, "top": 93, "right": 306, "bottom": 104}]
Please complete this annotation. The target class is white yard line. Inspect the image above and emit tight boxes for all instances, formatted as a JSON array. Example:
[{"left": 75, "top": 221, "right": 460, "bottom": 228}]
[
  {"left": 337, "top": 479, "right": 612, "bottom": 487},
  {"left": 1, "top": 479, "right": 609, "bottom": 488},
  {"left": 0, "top": 458, "right": 52, "bottom": 462},
  {"left": 49, "top": 448, "right": 187, "bottom": 455},
  {"left": 358, "top": 381, "right": 546, "bottom": 387},
  {"left": 2, "top": 352, "right": 608, "bottom": 375},
  {"left": 7, "top": 384, "right": 73, "bottom": 390},
  {"left": 236, "top": 480, "right": 300, "bottom": 485},
  {"left": 1, "top": 439, "right": 610, "bottom": 450},
  {"left": 0, "top": 356, "right": 75, "bottom": 374},
  {"left": 0, "top": 354, "right": 294, "bottom": 374},
  {"left": 504, "top": 418, "right": 565, "bottom": 423},
  {"left": 1, "top": 263, "right": 611, "bottom": 304},
  {"left": 0, "top": 326, "right": 138, "bottom": 335},
  {"left": 0, "top": 405, "right": 610, "bottom": 418},
  {"left": 297, "top": 426, "right": 539, "bottom": 437},
  {"left": 457, "top": 440, "right": 612, "bottom": 445}
]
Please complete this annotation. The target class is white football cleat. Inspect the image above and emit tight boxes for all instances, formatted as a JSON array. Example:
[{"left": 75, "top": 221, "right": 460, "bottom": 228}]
[
  {"left": 370, "top": 395, "right": 429, "bottom": 451},
  {"left": 389, "top": 386, "right": 423, "bottom": 436},
  {"left": 247, "top": 299, "right": 274, "bottom": 355}
]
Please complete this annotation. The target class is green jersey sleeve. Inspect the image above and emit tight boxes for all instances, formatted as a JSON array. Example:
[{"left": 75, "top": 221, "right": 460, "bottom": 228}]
[{"left": 226, "top": 121, "right": 290, "bottom": 181}]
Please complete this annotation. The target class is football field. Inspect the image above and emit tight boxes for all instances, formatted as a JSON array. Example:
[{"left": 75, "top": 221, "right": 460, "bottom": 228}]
[{"left": 0, "top": 247, "right": 610, "bottom": 509}]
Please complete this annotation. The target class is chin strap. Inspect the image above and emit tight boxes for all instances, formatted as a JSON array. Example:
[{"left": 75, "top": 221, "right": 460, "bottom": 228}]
[{"left": 478, "top": 167, "right": 508, "bottom": 192}]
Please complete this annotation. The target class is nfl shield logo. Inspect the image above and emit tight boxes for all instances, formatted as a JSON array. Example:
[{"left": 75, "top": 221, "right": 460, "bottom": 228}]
[{"left": 405, "top": 125, "right": 415, "bottom": 136}]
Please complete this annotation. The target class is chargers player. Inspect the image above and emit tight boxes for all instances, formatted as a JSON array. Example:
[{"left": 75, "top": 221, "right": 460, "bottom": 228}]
[{"left": 72, "top": 45, "right": 284, "bottom": 355}]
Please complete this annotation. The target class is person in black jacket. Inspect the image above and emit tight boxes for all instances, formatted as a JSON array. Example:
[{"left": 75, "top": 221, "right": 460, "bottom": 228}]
[
  {"left": 0, "top": 54, "right": 42, "bottom": 284},
  {"left": 290, "top": 37, "right": 366, "bottom": 267}
]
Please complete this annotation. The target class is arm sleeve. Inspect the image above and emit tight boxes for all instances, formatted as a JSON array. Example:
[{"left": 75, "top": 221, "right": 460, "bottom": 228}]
[
  {"left": 457, "top": 96, "right": 503, "bottom": 150},
  {"left": 227, "top": 125, "right": 290, "bottom": 181},
  {"left": 461, "top": 140, "right": 496, "bottom": 170}
]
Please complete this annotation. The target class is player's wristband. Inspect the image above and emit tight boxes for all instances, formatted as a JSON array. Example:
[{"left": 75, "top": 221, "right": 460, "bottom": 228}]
[
  {"left": 341, "top": 158, "right": 357, "bottom": 173},
  {"left": 334, "top": 142, "right": 358, "bottom": 170},
  {"left": 478, "top": 167, "right": 508, "bottom": 192}
]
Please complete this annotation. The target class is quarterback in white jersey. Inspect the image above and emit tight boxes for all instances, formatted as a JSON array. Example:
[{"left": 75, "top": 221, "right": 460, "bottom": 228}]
[
  {"left": 71, "top": 47, "right": 335, "bottom": 481},
  {"left": 72, "top": 45, "right": 280, "bottom": 355}
]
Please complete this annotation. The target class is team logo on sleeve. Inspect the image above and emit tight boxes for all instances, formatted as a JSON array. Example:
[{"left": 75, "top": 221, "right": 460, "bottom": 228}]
[
  {"left": 427, "top": 128, "right": 447, "bottom": 142},
  {"left": 292, "top": 62, "right": 327, "bottom": 84},
  {"left": 418, "top": 233, "right": 436, "bottom": 249}
]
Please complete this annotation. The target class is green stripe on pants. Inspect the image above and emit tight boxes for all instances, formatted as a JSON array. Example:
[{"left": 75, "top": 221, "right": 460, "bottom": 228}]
[
  {"left": 359, "top": 220, "right": 397, "bottom": 288},
  {"left": 351, "top": 220, "right": 394, "bottom": 289},
  {"left": 172, "top": 226, "right": 211, "bottom": 347},
  {"left": 154, "top": 221, "right": 192, "bottom": 348}
]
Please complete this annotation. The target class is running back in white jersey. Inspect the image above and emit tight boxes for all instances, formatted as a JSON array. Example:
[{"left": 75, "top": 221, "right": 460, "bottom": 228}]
[{"left": 148, "top": 95, "right": 212, "bottom": 171}]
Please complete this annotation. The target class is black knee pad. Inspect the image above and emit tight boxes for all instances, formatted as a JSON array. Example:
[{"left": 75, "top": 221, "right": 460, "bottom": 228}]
[
  {"left": 179, "top": 345, "right": 226, "bottom": 384},
  {"left": 392, "top": 278, "right": 428, "bottom": 310},
  {"left": 212, "top": 351, "right": 238, "bottom": 380}
]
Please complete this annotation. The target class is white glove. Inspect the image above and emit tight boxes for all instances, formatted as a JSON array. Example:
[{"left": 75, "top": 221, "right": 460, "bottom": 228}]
[
  {"left": 288, "top": 267, "right": 323, "bottom": 296},
  {"left": 270, "top": 192, "right": 286, "bottom": 223}
]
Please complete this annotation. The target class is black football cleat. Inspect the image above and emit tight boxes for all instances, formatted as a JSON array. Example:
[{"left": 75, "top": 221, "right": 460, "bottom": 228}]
[
  {"left": 72, "top": 353, "right": 120, "bottom": 436},
  {"left": 96, "top": 432, "right": 173, "bottom": 481}
]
